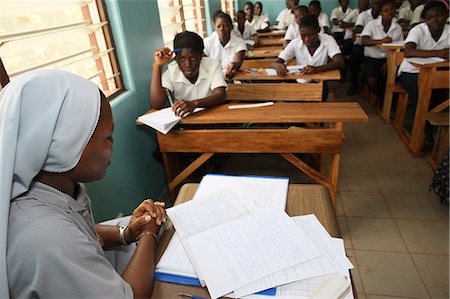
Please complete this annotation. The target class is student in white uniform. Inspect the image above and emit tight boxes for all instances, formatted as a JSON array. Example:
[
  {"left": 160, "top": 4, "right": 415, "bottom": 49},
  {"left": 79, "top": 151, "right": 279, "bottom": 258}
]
[
  {"left": 331, "top": 0, "right": 353, "bottom": 44},
  {"left": 151, "top": 31, "right": 227, "bottom": 116},
  {"left": 347, "top": 0, "right": 382, "bottom": 95},
  {"left": 3, "top": 70, "right": 167, "bottom": 298},
  {"left": 284, "top": 6, "right": 309, "bottom": 46},
  {"left": 276, "top": 0, "right": 291, "bottom": 24},
  {"left": 361, "top": 0, "right": 404, "bottom": 105},
  {"left": 204, "top": 12, "right": 247, "bottom": 79},
  {"left": 244, "top": 1, "right": 269, "bottom": 31},
  {"left": 278, "top": 0, "right": 299, "bottom": 30},
  {"left": 410, "top": 0, "right": 427, "bottom": 26},
  {"left": 254, "top": 1, "right": 270, "bottom": 24},
  {"left": 309, "top": 0, "right": 331, "bottom": 33},
  {"left": 273, "top": 14, "right": 344, "bottom": 100},
  {"left": 234, "top": 10, "right": 258, "bottom": 42},
  {"left": 398, "top": 0, "right": 449, "bottom": 138}
]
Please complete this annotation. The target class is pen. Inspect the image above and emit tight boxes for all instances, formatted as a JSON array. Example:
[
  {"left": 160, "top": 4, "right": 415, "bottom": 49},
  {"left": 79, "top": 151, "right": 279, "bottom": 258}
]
[
  {"left": 178, "top": 292, "right": 207, "bottom": 299},
  {"left": 173, "top": 48, "right": 181, "bottom": 54}
]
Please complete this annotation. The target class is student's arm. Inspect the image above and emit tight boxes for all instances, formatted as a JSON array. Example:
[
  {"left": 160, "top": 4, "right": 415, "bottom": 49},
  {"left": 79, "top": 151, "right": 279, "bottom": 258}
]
[
  {"left": 361, "top": 35, "right": 392, "bottom": 46},
  {"left": 300, "top": 54, "right": 344, "bottom": 74},
  {"left": 340, "top": 21, "right": 355, "bottom": 28},
  {"left": 172, "top": 87, "right": 226, "bottom": 117},
  {"left": 150, "top": 48, "right": 173, "bottom": 109},
  {"left": 354, "top": 25, "right": 364, "bottom": 33},
  {"left": 404, "top": 42, "right": 450, "bottom": 59},
  {"left": 225, "top": 50, "right": 246, "bottom": 78},
  {"left": 273, "top": 40, "right": 297, "bottom": 76}
]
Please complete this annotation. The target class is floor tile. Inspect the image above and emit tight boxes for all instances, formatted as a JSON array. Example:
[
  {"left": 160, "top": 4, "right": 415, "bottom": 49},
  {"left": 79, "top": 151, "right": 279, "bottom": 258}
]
[
  {"left": 341, "top": 191, "right": 390, "bottom": 218},
  {"left": 335, "top": 193, "right": 345, "bottom": 216},
  {"left": 339, "top": 170, "right": 380, "bottom": 192},
  {"left": 383, "top": 192, "right": 442, "bottom": 220},
  {"left": 358, "top": 139, "right": 408, "bottom": 156},
  {"left": 396, "top": 220, "right": 449, "bottom": 254},
  {"left": 412, "top": 254, "right": 449, "bottom": 299},
  {"left": 347, "top": 217, "right": 407, "bottom": 251},
  {"left": 337, "top": 216, "right": 353, "bottom": 249},
  {"left": 366, "top": 295, "right": 416, "bottom": 299},
  {"left": 347, "top": 249, "right": 364, "bottom": 293},
  {"left": 414, "top": 170, "right": 438, "bottom": 193},
  {"left": 357, "top": 293, "right": 367, "bottom": 299},
  {"left": 372, "top": 171, "right": 424, "bottom": 193},
  {"left": 341, "top": 151, "right": 370, "bottom": 171},
  {"left": 366, "top": 154, "right": 429, "bottom": 172},
  {"left": 355, "top": 250, "right": 429, "bottom": 298}
]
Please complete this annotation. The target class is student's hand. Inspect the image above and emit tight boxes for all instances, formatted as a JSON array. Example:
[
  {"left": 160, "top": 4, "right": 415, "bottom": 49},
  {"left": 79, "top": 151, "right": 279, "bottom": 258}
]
[
  {"left": 381, "top": 36, "right": 393, "bottom": 44},
  {"left": 125, "top": 199, "right": 166, "bottom": 243},
  {"left": 153, "top": 48, "right": 174, "bottom": 66},
  {"left": 437, "top": 48, "right": 450, "bottom": 60},
  {"left": 272, "top": 62, "right": 288, "bottom": 76},
  {"left": 300, "top": 65, "right": 319, "bottom": 74},
  {"left": 172, "top": 99, "right": 197, "bottom": 118},
  {"left": 225, "top": 63, "right": 240, "bottom": 78}
]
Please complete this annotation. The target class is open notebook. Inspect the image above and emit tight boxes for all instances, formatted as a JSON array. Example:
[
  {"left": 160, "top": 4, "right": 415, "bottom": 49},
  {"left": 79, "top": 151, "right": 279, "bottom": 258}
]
[{"left": 137, "top": 107, "right": 203, "bottom": 134}]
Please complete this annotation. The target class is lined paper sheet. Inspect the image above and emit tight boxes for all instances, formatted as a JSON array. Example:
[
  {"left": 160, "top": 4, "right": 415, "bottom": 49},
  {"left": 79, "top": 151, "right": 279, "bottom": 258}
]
[
  {"left": 137, "top": 107, "right": 204, "bottom": 134},
  {"left": 187, "top": 211, "right": 319, "bottom": 299},
  {"left": 233, "top": 214, "right": 353, "bottom": 297},
  {"left": 193, "top": 174, "right": 289, "bottom": 212}
]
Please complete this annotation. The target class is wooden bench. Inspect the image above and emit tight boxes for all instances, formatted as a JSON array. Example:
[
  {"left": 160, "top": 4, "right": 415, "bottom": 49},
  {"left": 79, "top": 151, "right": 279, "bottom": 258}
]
[{"left": 425, "top": 99, "right": 449, "bottom": 170}]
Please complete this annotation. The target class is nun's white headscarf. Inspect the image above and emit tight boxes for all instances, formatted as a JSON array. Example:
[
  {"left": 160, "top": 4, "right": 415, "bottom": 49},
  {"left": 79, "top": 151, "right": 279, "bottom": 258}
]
[{"left": 0, "top": 70, "right": 101, "bottom": 297}]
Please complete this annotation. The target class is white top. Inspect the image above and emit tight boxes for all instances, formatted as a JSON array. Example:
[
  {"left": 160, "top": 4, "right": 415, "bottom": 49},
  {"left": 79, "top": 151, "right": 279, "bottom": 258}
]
[
  {"left": 284, "top": 22, "right": 300, "bottom": 41},
  {"left": 277, "top": 10, "right": 295, "bottom": 30},
  {"left": 398, "top": 23, "right": 450, "bottom": 74},
  {"left": 361, "top": 17, "right": 404, "bottom": 58},
  {"left": 258, "top": 12, "right": 270, "bottom": 23},
  {"left": 204, "top": 33, "right": 247, "bottom": 69},
  {"left": 278, "top": 33, "right": 341, "bottom": 66},
  {"left": 233, "top": 22, "right": 256, "bottom": 40},
  {"left": 162, "top": 57, "right": 227, "bottom": 100},
  {"left": 248, "top": 15, "right": 269, "bottom": 31},
  {"left": 342, "top": 9, "right": 360, "bottom": 40},
  {"left": 398, "top": 5, "right": 413, "bottom": 21},
  {"left": 330, "top": 6, "right": 353, "bottom": 33},
  {"left": 318, "top": 12, "right": 330, "bottom": 33},
  {"left": 276, "top": 8, "right": 289, "bottom": 22},
  {"left": 411, "top": 4, "right": 425, "bottom": 25}
]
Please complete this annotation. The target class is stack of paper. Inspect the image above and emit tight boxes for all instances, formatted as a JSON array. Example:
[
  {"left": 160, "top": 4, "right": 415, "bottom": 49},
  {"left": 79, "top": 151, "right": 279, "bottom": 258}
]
[
  {"left": 266, "top": 65, "right": 305, "bottom": 76},
  {"left": 137, "top": 107, "right": 203, "bottom": 134}
]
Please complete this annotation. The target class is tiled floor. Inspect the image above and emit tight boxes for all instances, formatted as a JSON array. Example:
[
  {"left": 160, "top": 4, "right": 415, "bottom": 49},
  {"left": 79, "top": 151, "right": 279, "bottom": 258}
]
[{"left": 179, "top": 81, "right": 449, "bottom": 299}]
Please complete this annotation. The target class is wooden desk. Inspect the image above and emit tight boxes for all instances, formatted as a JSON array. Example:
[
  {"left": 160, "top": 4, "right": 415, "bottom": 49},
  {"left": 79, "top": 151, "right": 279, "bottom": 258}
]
[
  {"left": 152, "top": 183, "right": 344, "bottom": 299},
  {"left": 381, "top": 43, "right": 404, "bottom": 123},
  {"left": 402, "top": 60, "right": 449, "bottom": 156},
  {"left": 258, "top": 37, "right": 284, "bottom": 47},
  {"left": 234, "top": 68, "right": 341, "bottom": 81},
  {"left": 150, "top": 102, "right": 368, "bottom": 201},
  {"left": 246, "top": 47, "right": 282, "bottom": 58},
  {"left": 257, "top": 30, "right": 286, "bottom": 37}
]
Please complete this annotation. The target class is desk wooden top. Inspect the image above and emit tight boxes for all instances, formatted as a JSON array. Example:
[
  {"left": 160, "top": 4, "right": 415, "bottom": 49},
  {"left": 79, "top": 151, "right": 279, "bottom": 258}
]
[
  {"left": 234, "top": 68, "right": 341, "bottom": 81},
  {"left": 246, "top": 47, "right": 282, "bottom": 58},
  {"left": 152, "top": 183, "right": 341, "bottom": 299},
  {"left": 381, "top": 43, "right": 404, "bottom": 50},
  {"left": 257, "top": 30, "right": 286, "bottom": 37},
  {"left": 410, "top": 60, "right": 449, "bottom": 69},
  {"left": 178, "top": 102, "right": 368, "bottom": 125}
]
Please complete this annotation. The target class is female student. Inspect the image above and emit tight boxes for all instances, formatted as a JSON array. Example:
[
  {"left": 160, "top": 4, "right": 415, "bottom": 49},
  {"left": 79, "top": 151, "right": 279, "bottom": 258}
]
[
  {"left": 272, "top": 14, "right": 344, "bottom": 99},
  {"left": 234, "top": 10, "right": 258, "bottom": 42},
  {"left": 244, "top": 2, "right": 269, "bottom": 31},
  {"left": 398, "top": 0, "right": 449, "bottom": 131},
  {"left": 151, "top": 31, "right": 227, "bottom": 117},
  {"left": 331, "top": 0, "right": 353, "bottom": 45},
  {"left": 204, "top": 12, "right": 247, "bottom": 79},
  {"left": 309, "top": 0, "right": 331, "bottom": 33},
  {"left": 278, "top": 0, "right": 300, "bottom": 30},
  {"left": 1, "top": 70, "right": 166, "bottom": 298},
  {"left": 361, "top": 0, "right": 404, "bottom": 105},
  {"left": 284, "top": 6, "right": 310, "bottom": 46},
  {"left": 254, "top": 1, "right": 270, "bottom": 24}
]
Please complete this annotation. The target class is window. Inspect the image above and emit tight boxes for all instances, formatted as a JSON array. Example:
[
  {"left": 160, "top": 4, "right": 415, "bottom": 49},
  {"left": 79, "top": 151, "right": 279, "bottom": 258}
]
[
  {"left": 157, "top": 0, "right": 206, "bottom": 49},
  {"left": 221, "top": 0, "right": 235, "bottom": 20},
  {"left": 0, "top": 0, "right": 123, "bottom": 98}
]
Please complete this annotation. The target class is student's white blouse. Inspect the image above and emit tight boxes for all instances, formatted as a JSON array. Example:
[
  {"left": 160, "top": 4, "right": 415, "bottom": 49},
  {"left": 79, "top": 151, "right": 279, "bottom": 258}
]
[
  {"left": 361, "top": 16, "right": 404, "bottom": 59},
  {"left": 355, "top": 8, "right": 376, "bottom": 45},
  {"left": 318, "top": 12, "right": 330, "bottom": 33},
  {"left": 278, "top": 33, "right": 341, "bottom": 66},
  {"left": 411, "top": 4, "right": 425, "bottom": 26},
  {"left": 162, "top": 57, "right": 227, "bottom": 101},
  {"left": 330, "top": 6, "right": 353, "bottom": 33},
  {"left": 276, "top": 8, "right": 289, "bottom": 22},
  {"left": 203, "top": 33, "right": 247, "bottom": 69},
  {"left": 233, "top": 22, "right": 256, "bottom": 40},
  {"left": 277, "top": 10, "right": 295, "bottom": 30},
  {"left": 284, "top": 22, "right": 300, "bottom": 41},
  {"left": 342, "top": 9, "right": 360, "bottom": 40},
  {"left": 248, "top": 15, "right": 269, "bottom": 31},
  {"left": 398, "top": 23, "right": 450, "bottom": 74}
]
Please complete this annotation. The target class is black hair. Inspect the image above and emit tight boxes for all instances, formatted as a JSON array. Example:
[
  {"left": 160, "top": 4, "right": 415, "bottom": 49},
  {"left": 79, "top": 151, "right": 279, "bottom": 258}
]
[
  {"left": 309, "top": 0, "right": 322, "bottom": 9},
  {"left": 212, "top": 9, "right": 225, "bottom": 22},
  {"left": 422, "top": 0, "right": 449, "bottom": 18},
  {"left": 293, "top": 5, "right": 309, "bottom": 14},
  {"left": 300, "top": 14, "right": 320, "bottom": 29},
  {"left": 244, "top": 1, "right": 254, "bottom": 9},
  {"left": 380, "top": 0, "right": 396, "bottom": 8},
  {"left": 236, "top": 10, "right": 246, "bottom": 18},
  {"left": 173, "top": 31, "right": 204, "bottom": 54},
  {"left": 255, "top": 1, "right": 263, "bottom": 10},
  {"left": 214, "top": 12, "right": 233, "bottom": 26}
]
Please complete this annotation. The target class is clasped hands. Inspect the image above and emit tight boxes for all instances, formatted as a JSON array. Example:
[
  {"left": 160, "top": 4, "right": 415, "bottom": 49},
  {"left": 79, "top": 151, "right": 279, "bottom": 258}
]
[
  {"left": 123, "top": 199, "right": 167, "bottom": 244},
  {"left": 272, "top": 62, "right": 320, "bottom": 77}
]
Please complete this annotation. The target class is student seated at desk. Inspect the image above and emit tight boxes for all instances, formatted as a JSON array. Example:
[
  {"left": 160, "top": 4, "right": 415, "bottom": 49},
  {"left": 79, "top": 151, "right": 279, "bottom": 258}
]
[
  {"left": 2, "top": 70, "right": 166, "bottom": 298},
  {"left": 361, "top": 0, "right": 404, "bottom": 105},
  {"left": 331, "top": 0, "right": 353, "bottom": 45},
  {"left": 151, "top": 31, "right": 227, "bottom": 117},
  {"left": 234, "top": 10, "right": 258, "bottom": 43},
  {"left": 277, "top": 0, "right": 300, "bottom": 30},
  {"left": 284, "top": 6, "right": 309, "bottom": 46},
  {"left": 244, "top": 2, "right": 269, "bottom": 32},
  {"left": 254, "top": 1, "right": 270, "bottom": 24},
  {"left": 309, "top": 0, "right": 331, "bottom": 34},
  {"left": 397, "top": 0, "right": 449, "bottom": 136},
  {"left": 204, "top": 12, "right": 247, "bottom": 79},
  {"left": 273, "top": 14, "right": 344, "bottom": 100}
]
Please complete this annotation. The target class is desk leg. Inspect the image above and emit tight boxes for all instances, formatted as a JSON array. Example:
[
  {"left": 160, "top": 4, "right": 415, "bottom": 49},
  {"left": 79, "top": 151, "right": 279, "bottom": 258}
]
[
  {"left": 167, "top": 153, "right": 215, "bottom": 194},
  {"left": 382, "top": 50, "right": 398, "bottom": 123},
  {"left": 410, "top": 67, "right": 433, "bottom": 156},
  {"left": 280, "top": 153, "right": 337, "bottom": 203}
]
